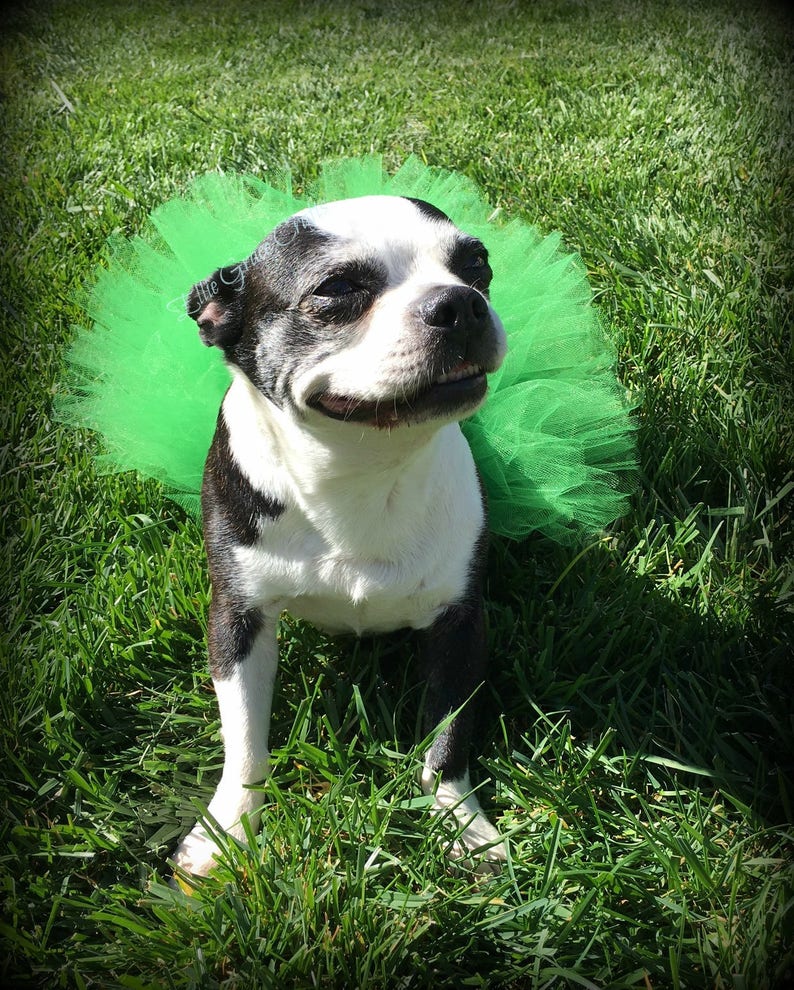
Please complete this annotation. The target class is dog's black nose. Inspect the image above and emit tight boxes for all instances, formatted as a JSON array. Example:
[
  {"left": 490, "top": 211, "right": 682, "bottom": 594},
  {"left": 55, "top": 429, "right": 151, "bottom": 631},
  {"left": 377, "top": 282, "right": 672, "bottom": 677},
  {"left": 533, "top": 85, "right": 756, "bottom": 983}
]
[{"left": 419, "top": 285, "right": 489, "bottom": 334}]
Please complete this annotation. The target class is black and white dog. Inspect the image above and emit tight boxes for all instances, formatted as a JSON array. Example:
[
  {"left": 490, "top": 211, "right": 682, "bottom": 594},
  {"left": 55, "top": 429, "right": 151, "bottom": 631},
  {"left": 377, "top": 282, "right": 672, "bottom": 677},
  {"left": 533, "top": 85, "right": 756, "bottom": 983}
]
[{"left": 173, "top": 194, "right": 509, "bottom": 876}]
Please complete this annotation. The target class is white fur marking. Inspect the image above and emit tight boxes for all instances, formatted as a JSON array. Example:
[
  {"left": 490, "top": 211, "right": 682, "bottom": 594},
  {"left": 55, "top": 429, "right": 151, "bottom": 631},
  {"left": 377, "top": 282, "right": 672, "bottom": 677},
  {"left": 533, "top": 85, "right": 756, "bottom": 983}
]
[
  {"left": 421, "top": 766, "right": 508, "bottom": 868},
  {"left": 172, "top": 624, "right": 278, "bottom": 877}
]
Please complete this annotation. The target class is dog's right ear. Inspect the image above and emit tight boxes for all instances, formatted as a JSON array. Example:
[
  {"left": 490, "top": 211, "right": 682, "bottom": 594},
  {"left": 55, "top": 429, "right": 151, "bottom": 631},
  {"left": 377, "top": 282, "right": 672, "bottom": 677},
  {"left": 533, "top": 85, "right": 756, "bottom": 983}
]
[{"left": 187, "top": 265, "right": 245, "bottom": 349}]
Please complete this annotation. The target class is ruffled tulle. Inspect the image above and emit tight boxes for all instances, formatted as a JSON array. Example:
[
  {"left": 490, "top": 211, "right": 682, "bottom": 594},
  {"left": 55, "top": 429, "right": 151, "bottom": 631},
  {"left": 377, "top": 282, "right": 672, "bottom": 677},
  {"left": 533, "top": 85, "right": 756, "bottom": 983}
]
[{"left": 55, "top": 156, "right": 637, "bottom": 542}]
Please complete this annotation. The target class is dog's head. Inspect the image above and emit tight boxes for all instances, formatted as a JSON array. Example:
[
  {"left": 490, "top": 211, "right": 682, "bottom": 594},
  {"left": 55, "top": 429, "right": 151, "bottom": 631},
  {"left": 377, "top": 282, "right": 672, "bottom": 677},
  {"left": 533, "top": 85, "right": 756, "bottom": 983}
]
[{"left": 187, "top": 195, "right": 507, "bottom": 429}]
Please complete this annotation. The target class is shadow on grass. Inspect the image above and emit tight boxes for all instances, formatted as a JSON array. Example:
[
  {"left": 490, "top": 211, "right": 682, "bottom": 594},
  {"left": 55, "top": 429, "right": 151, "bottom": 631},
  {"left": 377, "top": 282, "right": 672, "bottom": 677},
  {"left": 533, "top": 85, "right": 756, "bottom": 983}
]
[{"left": 3, "top": 498, "right": 791, "bottom": 987}]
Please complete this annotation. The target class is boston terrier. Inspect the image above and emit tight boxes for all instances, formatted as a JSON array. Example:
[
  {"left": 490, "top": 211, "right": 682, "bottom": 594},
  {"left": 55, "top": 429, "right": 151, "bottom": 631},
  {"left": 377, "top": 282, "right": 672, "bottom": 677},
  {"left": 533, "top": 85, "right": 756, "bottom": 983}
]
[{"left": 173, "top": 194, "right": 509, "bottom": 877}]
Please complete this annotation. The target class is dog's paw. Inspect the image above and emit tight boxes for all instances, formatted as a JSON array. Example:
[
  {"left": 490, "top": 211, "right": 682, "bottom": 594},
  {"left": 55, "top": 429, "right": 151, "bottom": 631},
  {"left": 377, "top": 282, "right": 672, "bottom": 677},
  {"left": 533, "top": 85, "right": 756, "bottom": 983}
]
[
  {"left": 171, "top": 824, "right": 223, "bottom": 879},
  {"left": 447, "top": 806, "right": 508, "bottom": 869},
  {"left": 171, "top": 777, "right": 266, "bottom": 879},
  {"left": 421, "top": 767, "right": 508, "bottom": 873}
]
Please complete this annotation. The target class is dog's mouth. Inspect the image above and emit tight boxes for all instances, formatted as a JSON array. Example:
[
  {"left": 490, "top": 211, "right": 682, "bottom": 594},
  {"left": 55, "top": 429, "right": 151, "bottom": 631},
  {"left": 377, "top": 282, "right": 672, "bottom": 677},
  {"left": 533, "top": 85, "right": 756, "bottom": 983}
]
[{"left": 308, "top": 361, "right": 488, "bottom": 428}]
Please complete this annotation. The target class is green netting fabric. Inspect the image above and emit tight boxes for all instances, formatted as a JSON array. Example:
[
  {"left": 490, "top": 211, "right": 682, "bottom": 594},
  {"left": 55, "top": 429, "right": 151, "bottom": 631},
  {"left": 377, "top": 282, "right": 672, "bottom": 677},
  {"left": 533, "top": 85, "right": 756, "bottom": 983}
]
[{"left": 55, "top": 155, "right": 637, "bottom": 542}]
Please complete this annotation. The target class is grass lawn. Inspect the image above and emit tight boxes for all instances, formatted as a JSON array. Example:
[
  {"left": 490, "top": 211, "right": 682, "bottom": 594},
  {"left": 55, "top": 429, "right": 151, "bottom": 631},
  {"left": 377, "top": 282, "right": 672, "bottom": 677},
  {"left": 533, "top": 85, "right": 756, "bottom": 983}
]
[{"left": 1, "top": 0, "right": 792, "bottom": 986}]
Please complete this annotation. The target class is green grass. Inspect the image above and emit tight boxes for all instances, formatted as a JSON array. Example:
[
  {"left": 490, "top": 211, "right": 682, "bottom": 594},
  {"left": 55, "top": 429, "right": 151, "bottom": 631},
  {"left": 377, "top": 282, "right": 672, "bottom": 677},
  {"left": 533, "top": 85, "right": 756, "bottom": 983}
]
[{"left": 1, "top": 0, "right": 792, "bottom": 986}]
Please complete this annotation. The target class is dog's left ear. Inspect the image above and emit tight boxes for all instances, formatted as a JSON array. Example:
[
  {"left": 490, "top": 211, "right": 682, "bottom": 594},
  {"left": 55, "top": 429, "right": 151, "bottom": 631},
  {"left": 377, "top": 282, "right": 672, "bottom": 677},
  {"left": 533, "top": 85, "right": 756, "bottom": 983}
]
[{"left": 187, "top": 265, "right": 245, "bottom": 349}]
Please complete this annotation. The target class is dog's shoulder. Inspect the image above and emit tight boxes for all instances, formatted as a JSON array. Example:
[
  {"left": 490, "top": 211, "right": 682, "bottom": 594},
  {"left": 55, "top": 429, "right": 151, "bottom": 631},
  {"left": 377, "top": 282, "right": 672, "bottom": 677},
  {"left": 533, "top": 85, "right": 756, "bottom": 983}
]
[{"left": 202, "top": 407, "right": 286, "bottom": 548}]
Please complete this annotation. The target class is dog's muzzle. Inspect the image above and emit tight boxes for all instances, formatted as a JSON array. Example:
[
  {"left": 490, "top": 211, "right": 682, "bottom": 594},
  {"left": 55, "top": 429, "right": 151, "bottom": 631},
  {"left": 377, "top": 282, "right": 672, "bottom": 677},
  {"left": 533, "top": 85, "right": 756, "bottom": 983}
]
[{"left": 309, "top": 284, "right": 504, "bottom": 429}]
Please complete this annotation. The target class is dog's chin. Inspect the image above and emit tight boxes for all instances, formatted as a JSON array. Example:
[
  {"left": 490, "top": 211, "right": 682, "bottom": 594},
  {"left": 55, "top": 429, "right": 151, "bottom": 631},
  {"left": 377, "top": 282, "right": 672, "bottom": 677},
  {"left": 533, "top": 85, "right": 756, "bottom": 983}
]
[{"left": 307, "top": 362, "right": 488, "bottom": 429}]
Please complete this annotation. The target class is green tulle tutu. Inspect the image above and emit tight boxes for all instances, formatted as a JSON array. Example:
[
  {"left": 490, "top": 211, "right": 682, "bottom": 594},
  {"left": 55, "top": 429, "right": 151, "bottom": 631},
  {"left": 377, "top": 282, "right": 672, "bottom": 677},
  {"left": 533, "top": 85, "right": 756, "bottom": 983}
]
[{"left": 56, "top": 156, "right": 636, "bottom": 542}]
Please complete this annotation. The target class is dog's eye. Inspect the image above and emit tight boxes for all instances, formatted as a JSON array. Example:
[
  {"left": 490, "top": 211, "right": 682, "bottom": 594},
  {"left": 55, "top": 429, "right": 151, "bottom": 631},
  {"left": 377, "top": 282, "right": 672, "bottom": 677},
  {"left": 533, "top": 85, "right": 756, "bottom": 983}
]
[
  {"left": 313, "top": 275, "right": 359, "bottom": 298},
  {"left": 457, "top": 248, "right": 492, "bottom": 293},
  {"left": 463, "top": 252, "right": 488, "bottom": 271}
]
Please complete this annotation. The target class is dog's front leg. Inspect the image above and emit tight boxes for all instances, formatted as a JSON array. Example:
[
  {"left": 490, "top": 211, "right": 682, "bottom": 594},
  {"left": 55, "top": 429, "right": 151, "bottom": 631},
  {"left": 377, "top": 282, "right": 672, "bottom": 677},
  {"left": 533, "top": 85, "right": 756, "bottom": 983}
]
[
  {"left": 172, "top": 604, "right": 277, "bottom": 877},
  {"left": 419, "top": 593, "right": 507, "bottom": 869}
]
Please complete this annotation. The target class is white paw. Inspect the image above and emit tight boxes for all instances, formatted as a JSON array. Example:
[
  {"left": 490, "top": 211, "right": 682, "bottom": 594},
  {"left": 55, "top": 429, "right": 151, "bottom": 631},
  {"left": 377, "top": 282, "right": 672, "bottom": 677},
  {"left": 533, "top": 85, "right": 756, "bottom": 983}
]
[
  {"left": 171, "top": 823, "right": 223, "bottom": 878},
  {"left": 171, "top": 780, "right": 264, "bottom": 879},
  {"left": 421, "top": 767, "right": 508, "bottom": 871}
]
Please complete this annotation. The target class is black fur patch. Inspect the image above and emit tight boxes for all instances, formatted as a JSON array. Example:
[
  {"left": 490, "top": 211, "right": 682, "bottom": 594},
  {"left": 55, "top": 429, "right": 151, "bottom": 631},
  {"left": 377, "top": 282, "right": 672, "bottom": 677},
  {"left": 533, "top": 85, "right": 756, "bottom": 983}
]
[
  {"left": 419, "top": 523, "right": 489, "bottom": 778},
  {"left": 403, "top": 197, "right": 453, "bottom": 225},
  {"left": 191, "top": 218, "right": 388, "bottom": 414},
  {"left": 201, "top": 410, "right": 285, "bottom": 550},
  {"left": 207, "top": 600, "right": 264, "bottom": 679},
  {"left": 447, "top": 237, "right": 493, "bottom": 295}
]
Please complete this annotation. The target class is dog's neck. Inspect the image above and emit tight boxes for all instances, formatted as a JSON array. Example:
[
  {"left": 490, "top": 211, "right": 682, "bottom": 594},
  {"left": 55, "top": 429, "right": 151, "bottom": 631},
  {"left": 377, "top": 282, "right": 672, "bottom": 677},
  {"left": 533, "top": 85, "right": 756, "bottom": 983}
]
[{"left": 222, "top": 372, "right": 474, "bottom": 556}]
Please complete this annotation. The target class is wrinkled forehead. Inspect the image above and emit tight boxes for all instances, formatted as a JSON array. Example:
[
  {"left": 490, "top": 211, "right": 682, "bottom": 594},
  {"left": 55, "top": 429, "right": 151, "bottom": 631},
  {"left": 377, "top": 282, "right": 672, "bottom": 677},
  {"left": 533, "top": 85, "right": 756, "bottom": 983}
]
[
  {"left": 291, "top": 195, "right": 461, "bottom": 261},
  {"left": 258, "top": 195, "right": 482, "bottom": 292},
  {"left": 298, "top": 195, "right": 452, "bottom": 238}
]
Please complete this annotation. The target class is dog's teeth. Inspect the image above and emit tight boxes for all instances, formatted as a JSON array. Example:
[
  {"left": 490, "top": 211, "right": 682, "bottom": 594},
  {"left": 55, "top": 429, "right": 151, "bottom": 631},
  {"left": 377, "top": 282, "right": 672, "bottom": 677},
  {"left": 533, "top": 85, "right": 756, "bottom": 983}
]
[{"left": 436, "top": 364, "right": 482, "bottom": 385}]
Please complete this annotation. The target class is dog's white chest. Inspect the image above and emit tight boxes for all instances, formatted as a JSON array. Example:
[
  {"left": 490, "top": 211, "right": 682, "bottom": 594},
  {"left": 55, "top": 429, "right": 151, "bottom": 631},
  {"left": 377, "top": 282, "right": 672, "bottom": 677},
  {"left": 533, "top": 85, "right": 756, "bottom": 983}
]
[
  {"left": 268, "top": 545, "right": 462, "bottom": 634},
  {"left": 231, "top": 424, "right": 484, "bottom": 635}
]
